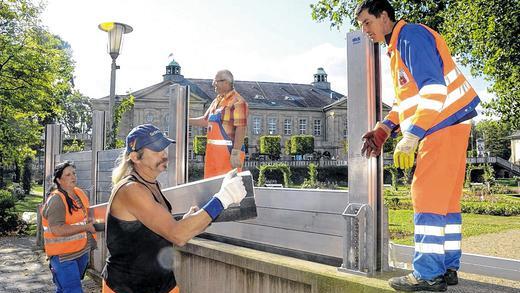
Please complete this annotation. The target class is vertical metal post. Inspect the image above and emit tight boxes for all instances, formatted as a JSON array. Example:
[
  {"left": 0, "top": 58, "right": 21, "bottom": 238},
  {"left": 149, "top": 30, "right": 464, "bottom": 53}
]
[
  {"left": 107, "top": 57, "right": 117, "bottom": 144},
  {"left": 38, "top": 124, "right": 62, "bottom": 247},
  {"left": 341, "top": 31, "right": 388, "bottom": 275},
  {"left": 43, "top": 124, "right": 62, "bottom": 199},
  {"left": 91, "top": 111, "right": 106, "bottom": 204},
  {"left": 167, "top": 84, "right": 189, "bottom": 187}
]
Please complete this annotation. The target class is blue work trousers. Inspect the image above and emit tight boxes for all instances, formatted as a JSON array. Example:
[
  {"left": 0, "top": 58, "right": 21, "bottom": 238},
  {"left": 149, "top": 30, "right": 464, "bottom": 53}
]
[{"left": 49, "top": 251, "right": 89, "bottom": 293}]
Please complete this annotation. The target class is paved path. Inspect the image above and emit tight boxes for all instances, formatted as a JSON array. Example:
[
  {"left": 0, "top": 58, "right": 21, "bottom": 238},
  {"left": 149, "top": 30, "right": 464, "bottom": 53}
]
[{"left": 0, "top": 236, "right": 98, "bottom": 293}]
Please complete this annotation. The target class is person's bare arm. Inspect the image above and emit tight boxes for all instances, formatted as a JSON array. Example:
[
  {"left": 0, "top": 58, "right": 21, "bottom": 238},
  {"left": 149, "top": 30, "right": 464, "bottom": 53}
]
[
  {"left": 189, "top": 116, "right": 209, "bottom": 127},
  {"left": 117, "top": 182, "right": 211, "bottom": 246},
  {"left": 233, "top": 126, "right": 246, "bottom": 150}
]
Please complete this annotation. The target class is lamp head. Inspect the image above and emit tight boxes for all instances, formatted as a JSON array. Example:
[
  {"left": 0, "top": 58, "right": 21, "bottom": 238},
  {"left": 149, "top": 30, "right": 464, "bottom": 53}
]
[{"left": 98, "top": 22, "right": 133, "bottom": 59}]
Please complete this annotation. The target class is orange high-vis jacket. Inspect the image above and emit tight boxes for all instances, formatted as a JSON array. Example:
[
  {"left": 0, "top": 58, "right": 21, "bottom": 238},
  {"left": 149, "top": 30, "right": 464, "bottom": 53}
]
[
  {"left": 382, "top": 20, "right": 480, "bottom": 139},
  {"left": 41, "top": 187, "right": 94, "bottom": 257}
]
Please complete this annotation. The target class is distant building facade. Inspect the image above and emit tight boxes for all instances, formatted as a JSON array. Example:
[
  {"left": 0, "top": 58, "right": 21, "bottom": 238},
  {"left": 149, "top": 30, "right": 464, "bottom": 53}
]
[{"left": 92, "top": 58, "right": 382, "bottom": 160}]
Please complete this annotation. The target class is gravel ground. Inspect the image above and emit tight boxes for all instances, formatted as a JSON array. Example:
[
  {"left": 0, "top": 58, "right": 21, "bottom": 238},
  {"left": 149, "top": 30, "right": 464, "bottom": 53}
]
[
  {"left": 462, "top": 229, "right": 520, "bottom": 260},
  {"left": 0, "top": 236, "right": 98, "bottom": 293}
]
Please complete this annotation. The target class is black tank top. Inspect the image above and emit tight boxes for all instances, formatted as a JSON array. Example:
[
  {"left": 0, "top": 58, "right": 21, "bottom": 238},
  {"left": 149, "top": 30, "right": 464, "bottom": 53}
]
[{"left": 102, "top": 173, "right": 176, "bottom": 293}]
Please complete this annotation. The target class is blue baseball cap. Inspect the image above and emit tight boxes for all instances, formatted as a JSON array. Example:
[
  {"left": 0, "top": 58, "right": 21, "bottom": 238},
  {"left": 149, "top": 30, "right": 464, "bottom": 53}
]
[{"left": 125, "top": 124, "right": 175, "bottom": 154}]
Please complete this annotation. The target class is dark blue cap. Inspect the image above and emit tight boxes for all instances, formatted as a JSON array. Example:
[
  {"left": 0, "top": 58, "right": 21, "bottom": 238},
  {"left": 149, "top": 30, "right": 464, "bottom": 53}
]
[{"left": 125, "top": 124, "right": 175, "bottom": 154}]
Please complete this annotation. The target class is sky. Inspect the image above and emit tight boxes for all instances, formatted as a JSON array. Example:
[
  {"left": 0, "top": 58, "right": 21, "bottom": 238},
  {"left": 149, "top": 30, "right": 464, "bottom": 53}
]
[{"left": 40, "top": 0, "right": 494, "bottom": 113}]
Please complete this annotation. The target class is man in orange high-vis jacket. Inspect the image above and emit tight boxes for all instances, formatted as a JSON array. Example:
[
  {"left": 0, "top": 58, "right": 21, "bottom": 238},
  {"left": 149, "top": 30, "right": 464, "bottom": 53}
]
[
  {"left": 190, "top": 69, "right": 249, "bottom": 178},
  {"left": 356, "top": 1, "right": 479, "bottom": 291},
  {"left": 41, "top": 161, "right": 98, "bottom": 293}
]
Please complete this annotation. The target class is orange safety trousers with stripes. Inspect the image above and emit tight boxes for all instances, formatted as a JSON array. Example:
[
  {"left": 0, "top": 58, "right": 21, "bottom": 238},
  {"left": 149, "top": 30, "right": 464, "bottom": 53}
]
[
  {"left": 411, "top": 122, "right": 471, "bottom": 214},
  {"left": 102, "top": 280, "right": 179, "bottom": 293},
  {"left": 204, "top": 110, "right": 244, "bottom": 179}
]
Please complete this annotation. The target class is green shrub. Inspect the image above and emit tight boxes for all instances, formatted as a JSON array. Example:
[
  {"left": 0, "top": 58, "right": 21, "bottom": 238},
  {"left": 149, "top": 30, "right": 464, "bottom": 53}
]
[
  {"left": 257, "top": 163, "right": 291, "bottom": 187},
  {"left": 490, "top": 184, "right": 516, "bottom": 195},
  {"left": 259, "top": 135, "right": 281, "bottom": 159},
  {"left": 461, "top": 202, "right": 520, "bottom": 216},
  {"left": 193, "top": 135, "right": 207, "bottom": 156},
  {"left": 301, "top": 163, "right": 318, "bottom": 189},
  {"left": 287, "top": 135, "right": 314, "bottom": 155},
  {"left": 0, "top": 190, "right": 28, "bottom": 235}
]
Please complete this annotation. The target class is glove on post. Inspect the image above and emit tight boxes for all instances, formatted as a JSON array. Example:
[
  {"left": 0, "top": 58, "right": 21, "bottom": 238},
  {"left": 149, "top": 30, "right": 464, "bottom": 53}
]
[
  {"left": 361, "top": 122, "right": 391, "bottom": 158},
  {"left": 230, "top": 149, "right": 242, "bottom": 169},
  {"left": 393, "top": 132, "right": 420, "bottom": 169}
]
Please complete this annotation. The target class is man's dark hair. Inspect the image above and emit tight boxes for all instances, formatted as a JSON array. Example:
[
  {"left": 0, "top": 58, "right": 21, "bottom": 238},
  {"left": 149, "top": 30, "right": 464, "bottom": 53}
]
[{"left": 355, "top": 0, "right": 396, "bottom": 22}]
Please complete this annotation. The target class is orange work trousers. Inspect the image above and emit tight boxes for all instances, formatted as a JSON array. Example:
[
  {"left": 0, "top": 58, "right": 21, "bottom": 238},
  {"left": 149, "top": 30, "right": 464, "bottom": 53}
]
[
  {"left": 102, "top": 280, "right": 179, "bottom": 293},
  {"left": 411, "top": 123, "right": 471, "bottom": 214}
]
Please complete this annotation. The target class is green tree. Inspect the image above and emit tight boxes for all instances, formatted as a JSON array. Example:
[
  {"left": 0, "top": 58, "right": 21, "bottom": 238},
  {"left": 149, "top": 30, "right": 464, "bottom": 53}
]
[
  {"left": 107, "top": 95, "right": 135, "bottom": 149},
  {"left": 0, "top": 0, "right": 75, "bottom": 186},
  {"left": 59, "top": 90, "right": 92, "bottom": 136},
  {"left": 475, "top": 120, "right": 512, "bottom": 159},
  {"left": 310, "top": 0, "right": 520, "bottom": 128}
]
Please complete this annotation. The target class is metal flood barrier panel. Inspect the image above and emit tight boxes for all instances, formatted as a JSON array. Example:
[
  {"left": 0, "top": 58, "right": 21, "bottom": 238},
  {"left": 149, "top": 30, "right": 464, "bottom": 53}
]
[{"left": 201, "top": 187, "right": 348, "bottom": 266}]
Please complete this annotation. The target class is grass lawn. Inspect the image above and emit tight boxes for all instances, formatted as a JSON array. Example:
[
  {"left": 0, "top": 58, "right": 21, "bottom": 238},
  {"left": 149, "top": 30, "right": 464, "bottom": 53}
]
[
  {"left": 13, "top": 186, "right": 44, "bottom": 236},
  {"left": 389, "top": 209, "right": 520, "bottom": 246}
]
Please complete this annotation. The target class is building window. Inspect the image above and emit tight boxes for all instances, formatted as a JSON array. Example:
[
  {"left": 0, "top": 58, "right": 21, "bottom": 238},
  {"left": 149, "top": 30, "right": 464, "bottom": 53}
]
[
  {"left": 284, "top": 119, "right": 292, "bottom": 135},
  {"left": 253, "top": 117, "right": 262, "bottom": 135},
  {"left": 343, "top": 119, "right": 348, "bottom": 138},
  {"left": 299, "top": 119, "right": 307, "bottom": 135},
  {"left": 145, "top": 112, "right": 154, "bottom": 123},
  {"left": 268, "top": 117, "right": 277, "bottom": 135},
  {"left": 203, "top": 127, "right": 208, "bottom": 135},
  {"left": 314, "top": 119, "right": 322, "bottom": 136},
  {"left": 188, "top": 125, "right": 192, "bottom": 138}
]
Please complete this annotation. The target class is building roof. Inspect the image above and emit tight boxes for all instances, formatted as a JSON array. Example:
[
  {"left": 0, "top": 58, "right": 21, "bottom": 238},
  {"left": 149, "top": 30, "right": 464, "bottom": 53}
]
[{"left": 98, "top": 77, "right": 345, "bottom": 110}]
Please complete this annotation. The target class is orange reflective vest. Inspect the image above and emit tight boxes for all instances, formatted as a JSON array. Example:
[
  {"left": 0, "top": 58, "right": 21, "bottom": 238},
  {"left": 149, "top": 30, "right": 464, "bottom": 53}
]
[
  {"left": 382, "top": 20, "right": 480, "bottom": 139},
  {"left": 41, "top": 187, "right": 94, "bottom": 257},
  {"left": 204, "top": 91, "right": 247, "bottom": 178}
]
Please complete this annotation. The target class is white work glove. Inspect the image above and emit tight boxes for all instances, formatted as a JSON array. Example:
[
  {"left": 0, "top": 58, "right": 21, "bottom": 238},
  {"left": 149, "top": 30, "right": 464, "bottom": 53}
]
[
  {"left": 393, "top": 132, "right": 420, "bottom": 169},
  {"left": 230, "top": 149, "right": 242, "bottom": 168},
  {"left": 214, "top": 169, "right": 246, "bottom": 209}
]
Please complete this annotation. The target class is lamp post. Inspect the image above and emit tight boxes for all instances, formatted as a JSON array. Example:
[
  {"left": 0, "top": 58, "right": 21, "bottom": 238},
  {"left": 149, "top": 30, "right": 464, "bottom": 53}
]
[{"left": 98, "top": 22, "right": 133, "bottom": 146}]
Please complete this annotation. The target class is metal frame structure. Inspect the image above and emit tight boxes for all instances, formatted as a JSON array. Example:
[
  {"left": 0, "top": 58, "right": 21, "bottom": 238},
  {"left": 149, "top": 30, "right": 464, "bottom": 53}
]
[{"left": 40, "top": 31, "right": 520, "bottom": 281}]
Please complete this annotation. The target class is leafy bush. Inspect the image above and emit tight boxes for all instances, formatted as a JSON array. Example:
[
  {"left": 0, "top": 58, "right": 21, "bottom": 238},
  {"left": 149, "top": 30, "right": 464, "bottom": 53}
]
[
  {"left": 257, "top": 163, "right": 291, "bottom": 187},
  {"left": 287, "top": 135, "right": 314, "bottom": 155},
  {"left": 490, "top": 184, "right": 516, "bottom": 195},
  {"left": 193, "top": 135, "right": 207, "bottom": 156},
  {"left": 259, "top": 135, "right": 281, "bottom": 159},
  {"left": 10, "top": 183, "right": 25, "bottom": 200},
  {"left": 461, "top": 202, "right": 520, "bottom": 216},
  {"left": 0, "top": 190, "right": 28, "bottom": 235},
  {"left": 301, "top": 163, "right": 318, "bottom": 188}
]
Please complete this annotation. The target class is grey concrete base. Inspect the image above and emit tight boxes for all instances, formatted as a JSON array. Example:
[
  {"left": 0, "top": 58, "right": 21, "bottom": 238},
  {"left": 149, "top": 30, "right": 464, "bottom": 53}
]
[{"left": 174, "top": 238, "right": 396, "bottom": 293}]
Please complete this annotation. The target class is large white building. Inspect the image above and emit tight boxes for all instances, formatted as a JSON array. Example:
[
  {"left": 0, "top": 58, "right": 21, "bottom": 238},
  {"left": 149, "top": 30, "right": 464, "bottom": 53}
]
[{"left": 92, "top": 58, "right": 379, "bottom": 160}]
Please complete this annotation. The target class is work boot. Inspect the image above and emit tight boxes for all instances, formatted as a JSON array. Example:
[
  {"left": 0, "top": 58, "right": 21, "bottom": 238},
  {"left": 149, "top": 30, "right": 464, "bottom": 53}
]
[
  {"left": 389, "top": 273, "right": 447, "bottom": 292},
  {"left": 444, "top": 269, "right": 458, "bottom": 285}
]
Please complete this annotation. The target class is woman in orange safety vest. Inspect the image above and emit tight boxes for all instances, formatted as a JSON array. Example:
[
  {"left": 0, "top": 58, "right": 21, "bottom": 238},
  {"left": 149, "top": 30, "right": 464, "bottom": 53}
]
[{"left": 41, "top": 161, "right": 97, "bottom": 293}]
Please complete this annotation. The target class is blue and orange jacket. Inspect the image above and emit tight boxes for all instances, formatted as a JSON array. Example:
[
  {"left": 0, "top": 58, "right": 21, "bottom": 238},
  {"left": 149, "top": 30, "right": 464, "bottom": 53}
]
[{"left": 382, "top": 20, "right": 480, "bottom": 139}]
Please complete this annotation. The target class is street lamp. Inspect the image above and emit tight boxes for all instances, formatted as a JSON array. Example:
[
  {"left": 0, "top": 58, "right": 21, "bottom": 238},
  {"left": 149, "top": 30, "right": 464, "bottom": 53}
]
[{"left": 98, "top": 22, "right": 133, "bottom": 145}]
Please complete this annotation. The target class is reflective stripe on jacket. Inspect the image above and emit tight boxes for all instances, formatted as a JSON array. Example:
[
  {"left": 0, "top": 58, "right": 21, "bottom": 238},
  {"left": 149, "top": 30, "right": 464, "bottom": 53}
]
[
  {"left": 41, "top": 187, "right": 91, "bottom": 256},
  {"left": 383, "top": 20, "right": 480, "bottom": 139}
]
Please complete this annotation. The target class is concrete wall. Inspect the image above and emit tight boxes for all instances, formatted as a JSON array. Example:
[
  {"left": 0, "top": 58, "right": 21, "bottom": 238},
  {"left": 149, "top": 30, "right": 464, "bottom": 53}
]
[{"left": 174, "top": 238, "right": 394, "bottom": 293}]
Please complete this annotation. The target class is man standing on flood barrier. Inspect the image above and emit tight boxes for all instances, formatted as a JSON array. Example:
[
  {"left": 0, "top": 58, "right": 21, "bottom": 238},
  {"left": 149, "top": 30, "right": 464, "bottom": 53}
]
[
  {"left": 356, "top": 0, "right": 480, "bottom": 291},
  {"left": 189, "top": 69, "right": 249, "bottom": 178}
]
